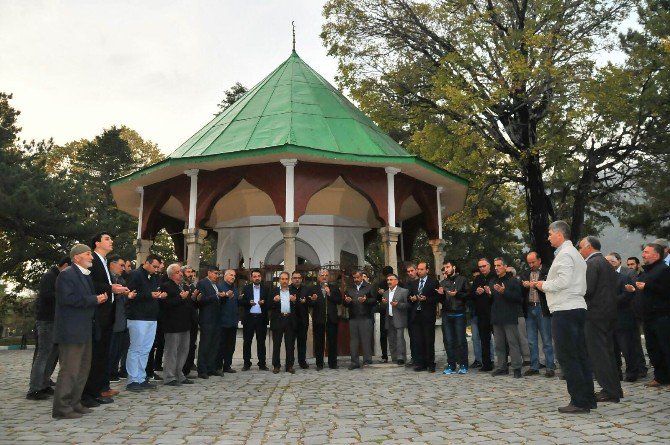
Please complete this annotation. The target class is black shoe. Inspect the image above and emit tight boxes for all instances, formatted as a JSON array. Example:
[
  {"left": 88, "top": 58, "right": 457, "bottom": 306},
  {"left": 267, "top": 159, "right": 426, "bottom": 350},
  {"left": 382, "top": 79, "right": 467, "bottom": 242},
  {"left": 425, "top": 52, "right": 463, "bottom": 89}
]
[
  {"left": 49, "top": 379, "right": 56, "bottom": 387},
  {"left": 259, "top": 365, "right": 270, "bottom": 371},
  {"left": 595, "top": 392, "right": 620, "bottom": 403},
  {"left": 73, "top": 405, "right": 94, "bottom": 414},
  {"left": 413, "top": 366, "right": 427, "bottom": 372},
  {"left": 364, "top": 360, "right": 373, "bottom": 365},
  {"left": 119, "top": 371, "right": 128, "bottom": 379},
  {"left": 95, "top": 396, "right": 114, "bottom": 404},
  {"left": 558, "top": 403, "right": 590, "bottom": 414},
  {"left": 624, "top": 376, "right": 638, "bottom": 383},
  {"left": 287, "top": 367, "right": 295, "bottom": 374},
  {"left": 470, "top": 361, "right": 482, "bottom": 369},
  {"left": 181, "top": 379, "right": 195, "bottom": 384},
  {"left": 223, "top": 367, "right": 237, "bottom": 374},
  {"left": 522, "top": 360, "right": 531, "bottom": 367},
  {"left": 152, "top": 374, "right": 163, "bottom": 381},
  {"left": 316, "top": 364, "right": 324, "bottom": 371},
  {"left": 140, "top": 381, "right": 157, "bottom": 390},
  {"left": 40, "top": 387, "right": 55, "bottom": 395},
  {"left": 491, "top": 369, "right": 509, "bottom": 376},
  {"left": 428, "top": 365, "right": 436, "bottom": 373},
  {"left": 209, "top": 370, "right": 222, "bottom": 377},
  {"left": 381, "top": 357, "right": 388, "bottom": 363},
  {"left": 273, "top": 367, "right": 280, "bottom": 374},
  {"left": 479, "top": 366, "right": 493, "bottom": 372},
  {"left": 126, "top": 382, "right": 144, "bottom": 392},
  {"left": 242, "top": 365, "right": 251, "bottom": 371},
  {"left": 53, "top": 411, "right": 83, "bottom": 419},
  {"left": 397, "top": 360, "right": 405, "bottom": 366},
  {"left": 545, "top": 369, "right": 556, "bottom": 378},
  {"left": 165, "top": 380, "right": 180, "bottom": 386},
  {"left": 198, "top": 373, "right": 209, "bottom": 379},
  {"left": 81, "top": 397, "right": 100, "bottom": 408},
  {"left": 539, "top": 363, "right": 546, "bottom": 369},
  {"left": 299, "top": 362, "right": 309, "bottom": 369},
  {"left": 524, "top": 369, "right": 539, "bottom": 376},
  {"left": 513, "top": 369, "right": 522, "bottom": 378},
  {"left": 26, "top": 391, "right": 49, "bottom": 401},
  {"left": 348, "top": 364, "right": 361, "bottom": 370},
  {"left": 109, "top": 376, "right": 120, "bottom": 383},
  {"left": 328, "top": 365, "right": 338, "bottom": 370}
]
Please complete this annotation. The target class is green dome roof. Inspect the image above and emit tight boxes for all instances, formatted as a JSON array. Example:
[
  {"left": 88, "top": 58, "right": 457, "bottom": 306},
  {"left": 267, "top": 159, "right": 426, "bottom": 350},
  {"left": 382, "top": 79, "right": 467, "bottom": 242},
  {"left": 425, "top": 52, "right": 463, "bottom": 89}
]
[{"left": 168, "top": 51, "right": 413, "bottom": 159}]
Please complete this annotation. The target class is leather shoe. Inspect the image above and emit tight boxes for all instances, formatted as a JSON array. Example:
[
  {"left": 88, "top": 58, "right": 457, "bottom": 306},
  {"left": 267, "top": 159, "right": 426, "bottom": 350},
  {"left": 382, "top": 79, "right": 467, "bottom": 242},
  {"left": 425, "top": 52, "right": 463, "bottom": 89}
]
[
  {"left": 624, "top": 376, "right": 638, "bottom": 382},
  {"left": 100, "top": 390, "right": 119, "bottom": 397},
  {"left": 479, "top": 366, "right": 493, "bottom": 372},
  {"left": 223, "top": 367, "right": 237, "bottom": 373},
  {"left": 558, "top": 403, "right": 590, "bottom": 414},
  {"left": 545, "top": 370, "right": 556, "bottom": 378},
  {"left": 287, "top": 367, "right": 295, "bottom": 374},
  {"left": 209, "top": 370, "right": 222, "bottom": 377},
  {"left": 26, "top": 391, "right": 49, "bottom": 401},
  {"left": 165, "top": 380, "right": 180, "bottom": 386},
  {"left": 198, "top": 373, "right": 209, "bottom": 379},
  {"left": 73, "top": 405, "right": 93, "bottom": 414},
  {"left": 81, "top": 397, "right": 100, "bottom": 408},
  {"left": 259, "top": 365, "right": 270, "bottom": 371},
  {"left": 348, "top": 364, "right": 361, "bottom": 370},
  {"left": 95, "top": 396, "right": 114, "bottom": 404},
  {"left": 595, "top": 392, "right": 620, "bottom": 403},
  {"left": 413, "top": 366, "right": 427, "bottom": 372},
  {"left": 242, "top": 365, "right": 251, "bottom": 371},
  {"left": 523, "top": 369, "right": 539, "bottom": 376},
  {"left": 53, "top": 411, "right": 83, "bottom": 419},
  {"left": 273, "top": 367, "right": 280, "bottom": 374},
  {"left": 397, "top": 359, "right": 405, "bottom": 366},
  {"left": 181, "top": 379, "right": 195, "bottom": 384},
  {"left": 428, "top": 366, "right": 436, "bottom": 373},
  {"left": 316, "top": 364, "right": 324, "bottom": 371},
  {"left": 513, "top": 369, "right": 522, "bottom": 378},
  {"left": 40, "top": 387, "right": 55, "bottom": 395},
  {"left": 381, "top": 358, "right": 388, "bottom": 363},
  {"left": 470, "top": 360, "right": 482, "bottom": 369},
  {"left": 299, "top": 362, "right": 309, "bottom": 369},
  {"left": 644, "top": 379, "right": 665, "bottom": 387},
  {"left": 491, "top": 369, "right": 509, "bottom": 376}
]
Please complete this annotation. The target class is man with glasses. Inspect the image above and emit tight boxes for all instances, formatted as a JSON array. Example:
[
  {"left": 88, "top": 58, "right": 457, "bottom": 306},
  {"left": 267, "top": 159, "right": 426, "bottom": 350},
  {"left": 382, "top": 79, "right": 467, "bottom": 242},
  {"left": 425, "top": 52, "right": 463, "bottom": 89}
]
[
  {"left": 125, "top": 254, "right": 166, "bottom": 391},
  {"left": 471, "top": 258, "right": 495, "bottom": 371}
]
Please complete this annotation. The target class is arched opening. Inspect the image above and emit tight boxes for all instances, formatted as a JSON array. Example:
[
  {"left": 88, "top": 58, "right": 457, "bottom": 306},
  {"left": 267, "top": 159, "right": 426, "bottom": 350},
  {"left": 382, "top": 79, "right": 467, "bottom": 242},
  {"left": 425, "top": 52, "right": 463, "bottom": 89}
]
[{"left": 264, "top": 238, "right": 321, "bottom": 267}]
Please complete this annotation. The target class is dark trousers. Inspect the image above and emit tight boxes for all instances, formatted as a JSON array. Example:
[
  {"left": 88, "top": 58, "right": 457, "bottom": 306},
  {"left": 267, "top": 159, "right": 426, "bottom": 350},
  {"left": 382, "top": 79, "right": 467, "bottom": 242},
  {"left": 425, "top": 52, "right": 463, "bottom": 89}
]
[
  {"left": 442, "top": 314, "right": 468, "bottom": 369},
  {"left": 411, "top": 318, "right": 436, "bottom": 368},
  {"left": 216, "top": 326, "right": 237, "bottom": 371},
  {"left": 197, "top": 324, "right": 220, "bottom": 375},
  {"left": 585, "top": 318, "right": 622, "bottom": 399},
  {"left": 53, "top": 340, "right": 92, "bottom": 417},
  {"left": 28, "top": 320, "right": 59, "bottom": 393},
  {"left": 83, "top": 324, "right": 112, "bottom": 399},
  {"left": 407, "top": 312, "right": 416, "bottom": 362},
  {"left": 146, "top": 323, "right": 164, "bottom": 376},
  {"left": 183, "top": 321, "right": 199, "bottom": 375},
  {"left": 314, "top": 322, "right": 338, "bottom": 368},
  {"left": 272, "top": 317, "right": 296, "bottom": 369},
  {"left": 242, "top": 314, "right": 267, "bottom": 367},
  {"left": 379, "top": 315, "right": 388, "bottom": 360},
  {"left": 107, "top": 330, "right": 128, "bottom": 381},
  {"left": 477, "top": 315, "right": 493, "bottom": 370},
  {"left": 294, "top": 322, "right": 308, "bottom": 365},
  {"left": 644, "top": 315, "right": 670, "bottom": 384},
  {"left": 614, "top": 328, "right": 647, "bottom": 379},
  {"left": 552, "top": 309, "right": 596, "bottom": 409}
]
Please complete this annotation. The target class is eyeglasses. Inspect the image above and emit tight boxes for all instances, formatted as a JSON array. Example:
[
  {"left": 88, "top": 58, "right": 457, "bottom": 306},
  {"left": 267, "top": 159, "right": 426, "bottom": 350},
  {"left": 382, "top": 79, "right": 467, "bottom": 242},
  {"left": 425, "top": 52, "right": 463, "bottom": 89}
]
[{"left": 478, "top": 265, "right": 487, "bottom": 269}]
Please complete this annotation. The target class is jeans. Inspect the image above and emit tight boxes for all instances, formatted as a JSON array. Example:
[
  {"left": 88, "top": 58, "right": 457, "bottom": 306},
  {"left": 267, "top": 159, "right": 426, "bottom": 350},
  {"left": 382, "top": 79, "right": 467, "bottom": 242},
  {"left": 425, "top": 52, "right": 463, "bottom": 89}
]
[
  {"left": 442, "top": 314, "right": 468, "bottom": 369},
  {"left": 471, "top": 315, "right": 494, "bottom": 363},
  {"left": 526, "top": 305, "right": 555, "bottom": 370},
  {"left": 126, "top": 320, "right": 157, "bottom": 385},
  {"left": 552, "top": 309, "right": 595, "bottom": 409},
  {"left": 28, "top": 320, "right": 59, "bottom": 393}
]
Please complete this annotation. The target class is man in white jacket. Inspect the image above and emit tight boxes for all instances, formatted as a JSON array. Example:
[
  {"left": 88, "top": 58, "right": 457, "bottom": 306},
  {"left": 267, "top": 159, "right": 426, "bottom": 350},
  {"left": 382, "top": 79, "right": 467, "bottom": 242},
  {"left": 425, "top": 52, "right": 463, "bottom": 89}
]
[{"left": 534, "top": 220, "right": 596, "bottom": 414}]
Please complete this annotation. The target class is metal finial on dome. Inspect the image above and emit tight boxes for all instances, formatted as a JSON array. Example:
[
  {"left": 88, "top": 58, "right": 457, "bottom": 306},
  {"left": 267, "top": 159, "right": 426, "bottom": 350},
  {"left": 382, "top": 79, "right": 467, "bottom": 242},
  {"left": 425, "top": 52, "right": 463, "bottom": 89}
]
[{"left": 292, "top": 21, "right": 296, "bottom": 52}]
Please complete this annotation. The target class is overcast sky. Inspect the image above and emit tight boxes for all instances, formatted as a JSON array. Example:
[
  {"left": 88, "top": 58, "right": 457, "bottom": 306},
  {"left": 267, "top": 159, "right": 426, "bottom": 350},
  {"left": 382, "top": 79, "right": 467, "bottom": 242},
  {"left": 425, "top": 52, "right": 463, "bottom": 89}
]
[{"left": 0, "top": 0, "right": 337, "bottom": 153}]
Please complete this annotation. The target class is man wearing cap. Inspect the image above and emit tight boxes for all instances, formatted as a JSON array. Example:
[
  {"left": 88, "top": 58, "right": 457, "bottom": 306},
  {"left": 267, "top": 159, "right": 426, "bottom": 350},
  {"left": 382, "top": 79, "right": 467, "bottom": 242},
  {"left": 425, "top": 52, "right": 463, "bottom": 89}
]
[{"left": 52, "top": 244, "right": 108, "bottom": 419}]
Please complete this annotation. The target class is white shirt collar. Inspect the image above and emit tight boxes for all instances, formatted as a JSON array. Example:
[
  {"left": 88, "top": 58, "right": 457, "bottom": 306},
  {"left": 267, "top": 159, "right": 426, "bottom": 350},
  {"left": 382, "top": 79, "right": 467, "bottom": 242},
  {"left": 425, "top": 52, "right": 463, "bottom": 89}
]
[{"left": 75, "top": 264, "right": 91, "bottom": 275}]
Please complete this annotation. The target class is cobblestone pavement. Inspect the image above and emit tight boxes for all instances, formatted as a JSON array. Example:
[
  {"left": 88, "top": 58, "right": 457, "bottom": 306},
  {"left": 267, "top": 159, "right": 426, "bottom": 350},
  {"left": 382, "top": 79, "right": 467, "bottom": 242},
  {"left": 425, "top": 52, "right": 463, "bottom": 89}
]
[{"left": 1, "top": 350, "right": 669, "bottom": 444}]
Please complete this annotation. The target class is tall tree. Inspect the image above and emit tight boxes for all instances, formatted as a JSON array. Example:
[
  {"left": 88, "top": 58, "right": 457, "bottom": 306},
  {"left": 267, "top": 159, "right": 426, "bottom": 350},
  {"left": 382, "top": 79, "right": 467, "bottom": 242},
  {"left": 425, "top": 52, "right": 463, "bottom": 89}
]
[
  {"left": 322, "top": 0, "right": 635, "bottom": 262},
  {"left": 216, "top": 82, "right": 248, "bottom": 115}
]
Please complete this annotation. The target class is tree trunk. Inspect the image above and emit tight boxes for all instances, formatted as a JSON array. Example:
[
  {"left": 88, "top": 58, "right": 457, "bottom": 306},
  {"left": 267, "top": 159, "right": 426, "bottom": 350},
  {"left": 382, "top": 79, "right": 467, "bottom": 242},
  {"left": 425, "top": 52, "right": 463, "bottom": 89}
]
[{"left": 524, "top": 157, "right": 555, "bottom": 265}]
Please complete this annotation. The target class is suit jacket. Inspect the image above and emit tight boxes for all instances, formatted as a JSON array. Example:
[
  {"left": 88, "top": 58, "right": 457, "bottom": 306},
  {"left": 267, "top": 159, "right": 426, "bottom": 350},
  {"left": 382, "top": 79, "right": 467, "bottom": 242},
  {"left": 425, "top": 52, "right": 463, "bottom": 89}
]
[
  {"left": 240, "top": 282, "right": 270, "bottom": 325},
  {"left": 269, "top": 286, "right": 297, "bottom": 330},
  {"left": 160, "top": 279, "right": 192, "bottom": 333},
  {"left": 218, "top": 281, "right": 240, "bottom": 328},
  {"left": 196, "top": 278, "right": 221, "bottom": 326},
  {"left": 343, "top": 281, "right": 376, "bottom": 319},
  {"left": 36, "top": 265, "right": 60, "bottom": 321},
  {"left": 90, "top": 252, "right": 115, "bottom": 339},
  {"left": 519, "top": 265, "right": 551, "bottom": 317},
  {"left": 383, "top": 286, "right": 409, "bottom": 329},
  {"left": 614, "top": 267, "right": 637, "bottom": 330},
  {"left": 309, "top": 282, "right": 342, "bottom": 325},
  {"left": 53, "top": 265, "right": 99, "bottom": 344},
  {"left": 408, "top": 276, "right": 440, "bottom": 324},
  {"left": 289, "top": 284, "right": 311, "bottom": 326},
  {"left": 489, "top": 273, "right": 523, "bottom": 325},
  {"left": 585, "top": 252, "right": 618, "bottom": 321}
]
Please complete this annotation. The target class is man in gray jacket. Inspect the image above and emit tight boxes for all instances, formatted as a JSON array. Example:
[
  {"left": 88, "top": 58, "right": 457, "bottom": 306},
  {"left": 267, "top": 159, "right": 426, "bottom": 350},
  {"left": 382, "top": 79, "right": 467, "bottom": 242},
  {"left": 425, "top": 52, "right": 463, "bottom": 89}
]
[
  {"left": 579, "top": 236, "right": 623, "bottom": 403},
  {"left": 381, "top": 274, "right": 409, "bottom": 365}
]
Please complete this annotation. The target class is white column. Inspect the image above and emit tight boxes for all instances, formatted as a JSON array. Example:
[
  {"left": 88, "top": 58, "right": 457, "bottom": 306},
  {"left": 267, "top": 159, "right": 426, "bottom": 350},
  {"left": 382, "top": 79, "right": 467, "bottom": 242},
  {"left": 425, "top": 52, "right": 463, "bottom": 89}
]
[
  {"left": 184, "top": 169, "right": 199, "bottom": 229},
  {"left": 136, "top": 186, "right": 144, "bottom": 240},
  {"left": 385, "top": 167, "right": 400, "bottom": 227},
  {"left": 436, "top": 186, "right": 444, "bottom": 239},
  {"left": 280, "top": 159, "right": 298, "bottom": 223}
]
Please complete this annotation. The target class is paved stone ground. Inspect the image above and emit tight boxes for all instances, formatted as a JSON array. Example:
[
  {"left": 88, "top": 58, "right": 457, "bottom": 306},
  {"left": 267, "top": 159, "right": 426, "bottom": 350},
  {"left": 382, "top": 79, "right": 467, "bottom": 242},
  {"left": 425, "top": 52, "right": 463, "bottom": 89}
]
[{"left": 1, "top": 350, "right": 669, "bottom": 444}]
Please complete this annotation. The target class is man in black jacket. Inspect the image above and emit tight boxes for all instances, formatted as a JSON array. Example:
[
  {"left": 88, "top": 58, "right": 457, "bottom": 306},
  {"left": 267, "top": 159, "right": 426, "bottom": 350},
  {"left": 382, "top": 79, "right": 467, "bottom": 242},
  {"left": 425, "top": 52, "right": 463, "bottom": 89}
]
[
  {"left": 633, "top": 243, "right": 670, "bottom": 387},
  {"left": 376, "top": 265, "right": 394, "bottom": 363},
  {"left": 579, "top": 236, "right": 622, "bottom": 402},
  {"left": 344, "top": 270, "right": 376, "bottom": 369},
  {"left": 290, "top": 271, "right": 312, "bottom": 369},
  {"left": 471, "top": 258, "right": 495, "bottom": 371},
  {"left": 27, "top": 256, "right": 70, "bottom": 401},
  {"left": 408, "top": 262, "right": 440, "bottom": 372},
  {"left": 181, "top": 265, "right": 199, "bottom": 377},
  {"left": 82, "top": 232, "right": 130, "bottom": 407},
  {"left": 438, "top": 260, "right": 470, "bottom": 374},
  {"left": 309, "top": 269, "right": 342, "bottom": 370},
  {"left": 160, "top": 264, "right": 194, "bottom": 386},
  {"left": 240, "top": 269, "right": 270, "bottom": 371},
  {"left": 520, "top": 252, "right": 555, "bottom": 377},
  {"left": 489, "top": 258, "right": 524, "bottom": 378},
  {"left": 270, "top": 272, "right": 297, "bottom": 373},
  {"left": 195, "top": 266, "right": 223, "bottom": 378}
]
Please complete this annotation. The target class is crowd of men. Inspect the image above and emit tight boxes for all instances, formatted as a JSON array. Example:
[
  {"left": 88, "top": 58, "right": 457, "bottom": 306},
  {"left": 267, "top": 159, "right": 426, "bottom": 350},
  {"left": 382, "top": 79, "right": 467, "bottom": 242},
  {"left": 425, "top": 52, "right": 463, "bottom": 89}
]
[{"left": 25, "top": 225, "right": 670, "bottom": 418}]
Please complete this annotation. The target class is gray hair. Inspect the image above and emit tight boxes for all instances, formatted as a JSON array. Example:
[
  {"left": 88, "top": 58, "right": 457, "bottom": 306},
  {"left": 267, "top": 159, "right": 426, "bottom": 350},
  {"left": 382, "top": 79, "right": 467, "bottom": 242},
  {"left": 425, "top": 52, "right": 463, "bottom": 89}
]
[
  {"left": 583, "top": 236, "right": 601, "bottom": 251},
  {"left": 608, "top": 252, "right": 621, "bottom": 262},
  {"left": 166, "top": 263, "right": 182, "bottom": 278},
  {"left": 493, "top": 257, "right": 507, "bottom": 266},
  {"left": 548, "top": 220, "right": 571, "bottom": 239},
  {"left": 646, "top": 243, "right": 665, "bottom": 258},
  {"left": 181, "top": 265, "right": 194, "bottom": 273}
]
